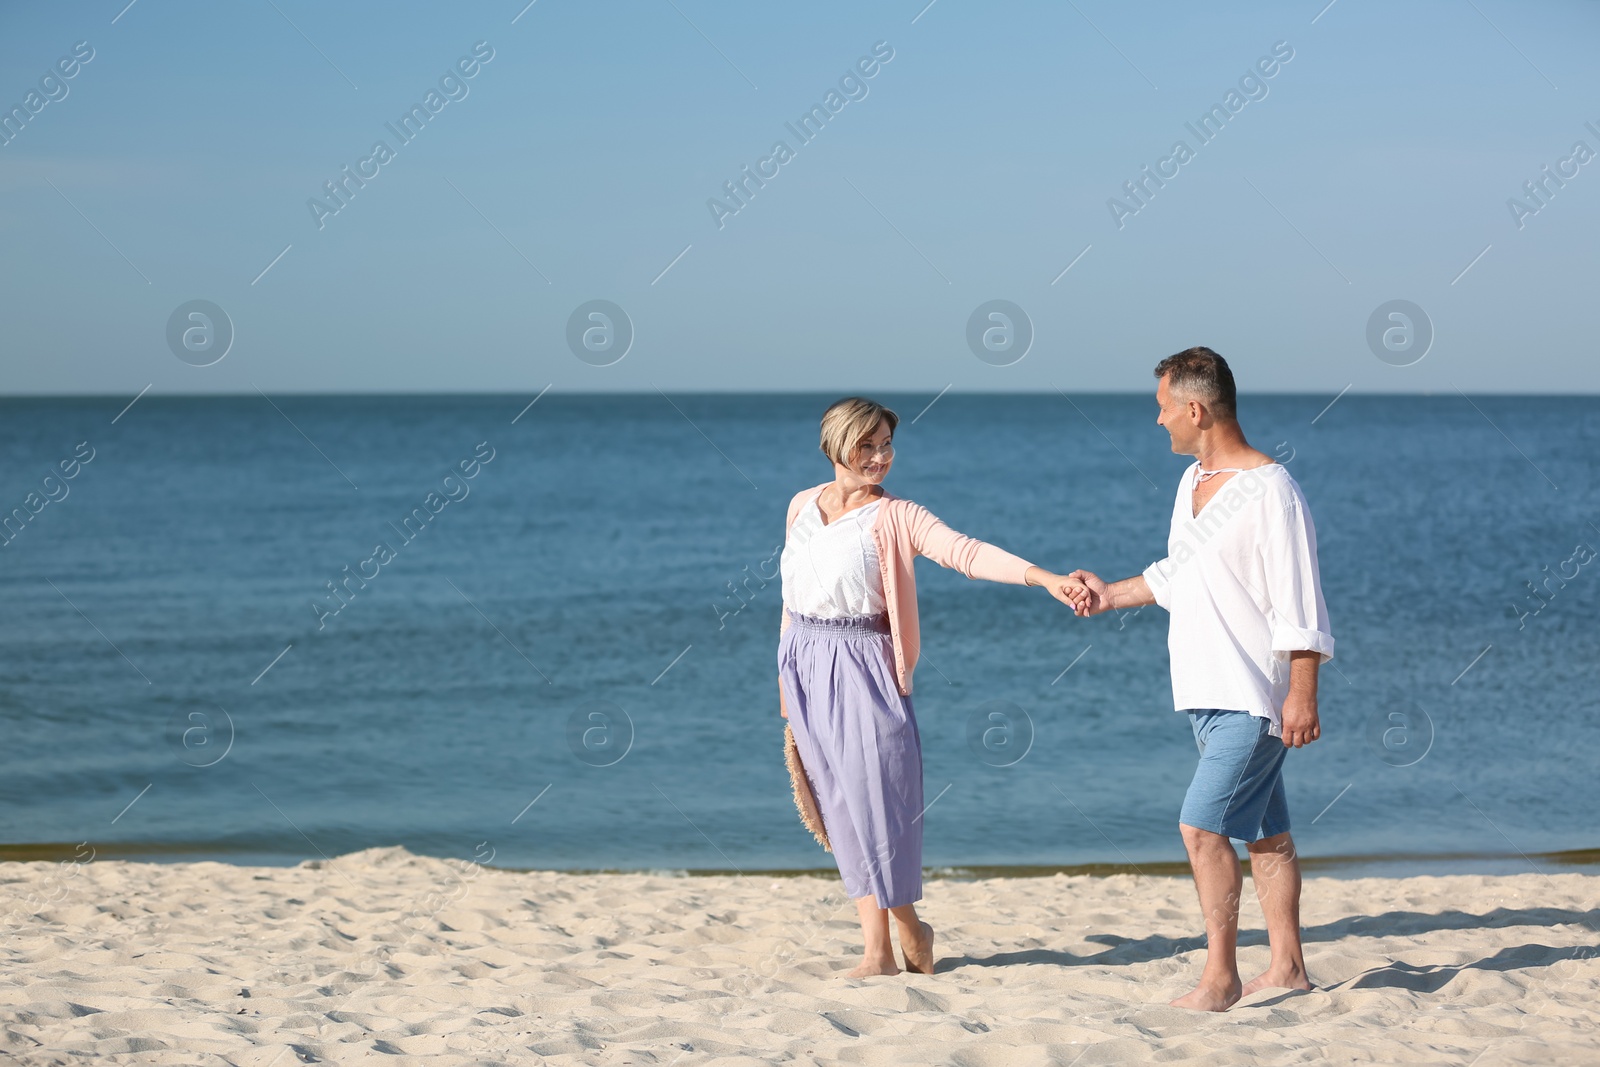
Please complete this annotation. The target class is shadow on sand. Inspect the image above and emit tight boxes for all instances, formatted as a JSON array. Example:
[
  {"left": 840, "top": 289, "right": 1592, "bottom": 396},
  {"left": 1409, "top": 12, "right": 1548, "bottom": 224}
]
[{"left": 940, "top": 905, "right": 1600, "bottom": 986}]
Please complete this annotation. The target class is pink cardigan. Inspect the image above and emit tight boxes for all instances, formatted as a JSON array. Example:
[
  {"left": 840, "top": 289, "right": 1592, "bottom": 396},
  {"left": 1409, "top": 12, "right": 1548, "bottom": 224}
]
[{"left": 780, "top": 481, "right": 1036, "bottom": 696}]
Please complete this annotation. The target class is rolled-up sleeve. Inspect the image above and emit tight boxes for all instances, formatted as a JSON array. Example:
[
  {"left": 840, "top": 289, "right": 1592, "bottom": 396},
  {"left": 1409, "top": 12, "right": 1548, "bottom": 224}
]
[
  {"left": 1263, "top": 498, "right": 1335, "bottom": 662},
  {"left": 1142, "top": 557, "right": 1175, "bottom": 611}
]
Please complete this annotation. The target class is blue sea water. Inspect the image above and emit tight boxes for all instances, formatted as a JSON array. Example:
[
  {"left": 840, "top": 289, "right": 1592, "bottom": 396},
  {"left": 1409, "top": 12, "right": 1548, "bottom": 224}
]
[{"left": 1, "top": 393, "right": 1596, "bottom": 873}]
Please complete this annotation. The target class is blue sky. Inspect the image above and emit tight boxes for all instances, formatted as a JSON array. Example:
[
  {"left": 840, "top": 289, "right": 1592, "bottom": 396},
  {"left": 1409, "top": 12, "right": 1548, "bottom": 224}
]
[{"left": 2, "top": 0, "right": 1596, "bottom": 395}]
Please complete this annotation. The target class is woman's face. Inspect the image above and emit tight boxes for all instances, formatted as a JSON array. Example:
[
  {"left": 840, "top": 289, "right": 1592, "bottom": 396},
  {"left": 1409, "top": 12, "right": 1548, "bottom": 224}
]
[{"left": 848, "top": 420, "right": 894, "bottom": 483}]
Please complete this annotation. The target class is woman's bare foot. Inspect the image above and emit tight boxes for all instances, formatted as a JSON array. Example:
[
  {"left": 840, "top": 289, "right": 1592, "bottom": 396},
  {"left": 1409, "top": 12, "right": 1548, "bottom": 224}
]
[
  {"left": 846, "top": 955, "right": 901, "bottom": 978},
  {"left": 899, "top": 920, "right": 935, "bottom": 975},
  {"left": 1240, "top": 963, "right": 1312, "bottom": 996},
  {"left": 1170, "top": 977, "right": 1242, "bottom": 1012}
]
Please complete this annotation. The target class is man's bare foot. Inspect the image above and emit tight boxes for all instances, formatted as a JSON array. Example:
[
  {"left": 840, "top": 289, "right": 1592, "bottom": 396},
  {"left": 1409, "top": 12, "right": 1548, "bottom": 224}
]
[
  {"left": 899, "top": 920, "right": 935, "bottom": 975},
  {"left": 1240, "top": 965, "right": 1312, "bottom": 996},
  {"left": 1170, "top": 978, "right": 1242, "bottom": 1012},
  {"left": 845, "top": 956, "right": 901, "bottom": 978}
]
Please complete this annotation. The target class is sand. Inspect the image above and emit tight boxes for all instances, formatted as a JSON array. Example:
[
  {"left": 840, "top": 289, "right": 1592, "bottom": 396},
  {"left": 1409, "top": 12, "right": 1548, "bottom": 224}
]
[{"left": 2, "top": 846, "right": 1596, "bottom": 1065}]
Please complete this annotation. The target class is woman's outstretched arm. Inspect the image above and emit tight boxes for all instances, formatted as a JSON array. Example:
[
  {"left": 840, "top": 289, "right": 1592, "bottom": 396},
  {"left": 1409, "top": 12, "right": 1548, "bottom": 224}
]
[{"left": 904, "top": 501, "right": 1085, "bottom": 606}]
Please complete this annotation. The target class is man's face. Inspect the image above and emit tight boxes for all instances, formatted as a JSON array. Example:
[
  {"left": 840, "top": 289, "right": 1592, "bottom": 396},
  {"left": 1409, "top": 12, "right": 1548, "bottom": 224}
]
[{"left": 1155, "top": 375, "right": 1199, "bottom": 455}]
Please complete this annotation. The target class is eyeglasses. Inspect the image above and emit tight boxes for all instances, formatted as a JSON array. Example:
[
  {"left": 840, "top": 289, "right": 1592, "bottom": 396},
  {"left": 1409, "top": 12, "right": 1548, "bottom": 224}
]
[{"left": 856, "top": 440, "right": 895, "bottom": 459}]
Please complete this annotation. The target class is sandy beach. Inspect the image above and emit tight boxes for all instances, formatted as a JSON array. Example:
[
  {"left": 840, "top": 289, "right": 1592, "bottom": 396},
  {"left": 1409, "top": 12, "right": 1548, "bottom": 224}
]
[{"left": 2, "top": 846, "right": 1596, "bottom": 1065}]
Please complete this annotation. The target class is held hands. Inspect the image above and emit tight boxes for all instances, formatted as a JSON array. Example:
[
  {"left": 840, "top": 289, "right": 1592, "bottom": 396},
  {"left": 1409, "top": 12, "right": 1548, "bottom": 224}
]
[
  {"left": 1027, "top": 566, "right": 1113, "bottom": 618},
  {"left": 1027, "top": 567, "right": 1089, "bottom": 611},
  {"left": 1048, "top": 575, "right": 1091, "bottom": 611},
  {"left": 1063, "top": 570, "right": 1111, "bottom": 617}
]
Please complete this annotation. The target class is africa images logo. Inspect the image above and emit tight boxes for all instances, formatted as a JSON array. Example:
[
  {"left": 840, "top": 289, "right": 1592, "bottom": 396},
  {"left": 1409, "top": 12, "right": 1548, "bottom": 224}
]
[
  {"left": 1106, "top": 41, "right": 1294, "bottom": 229},
  {"left": 306, "top": 41, "right": 496, "bottom": 230},
  {"left": 706, "top": 41, "right": 895, "bottom": 230}
]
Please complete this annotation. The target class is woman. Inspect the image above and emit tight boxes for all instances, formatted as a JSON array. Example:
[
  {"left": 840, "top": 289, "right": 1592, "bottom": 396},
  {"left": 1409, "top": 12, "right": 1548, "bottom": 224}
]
[{"left": 777, "top": 396, "right": 1082, "bottom": 978}]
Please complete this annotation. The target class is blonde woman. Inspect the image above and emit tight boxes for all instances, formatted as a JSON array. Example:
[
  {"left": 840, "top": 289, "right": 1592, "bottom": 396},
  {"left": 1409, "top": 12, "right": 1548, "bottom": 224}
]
[{"left": 778, "top": 396, "right": 1083, "bottom": 977}]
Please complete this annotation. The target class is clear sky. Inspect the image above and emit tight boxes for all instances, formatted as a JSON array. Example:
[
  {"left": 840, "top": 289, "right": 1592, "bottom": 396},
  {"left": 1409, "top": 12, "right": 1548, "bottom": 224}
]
[{"left": 2, "top": 0, "right": 1596, "bottom": 395}]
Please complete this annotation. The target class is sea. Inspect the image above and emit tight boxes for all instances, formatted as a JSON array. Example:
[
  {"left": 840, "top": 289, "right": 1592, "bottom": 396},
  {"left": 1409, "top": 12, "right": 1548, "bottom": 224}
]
[{"left": 2, "top": 393, "right": 1597, "bottom": 876}]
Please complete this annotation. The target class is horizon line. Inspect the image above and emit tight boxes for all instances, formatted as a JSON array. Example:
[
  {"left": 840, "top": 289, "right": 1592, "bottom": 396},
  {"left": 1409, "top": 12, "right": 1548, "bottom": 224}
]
[{"left": 5, "top": 388, "right": 1597, "bottom": 401}]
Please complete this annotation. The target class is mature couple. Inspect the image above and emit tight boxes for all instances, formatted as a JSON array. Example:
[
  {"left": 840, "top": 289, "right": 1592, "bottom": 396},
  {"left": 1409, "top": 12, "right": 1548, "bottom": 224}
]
[{"left": 775, "top": 347, "right": 1334, "bottom": 1011}]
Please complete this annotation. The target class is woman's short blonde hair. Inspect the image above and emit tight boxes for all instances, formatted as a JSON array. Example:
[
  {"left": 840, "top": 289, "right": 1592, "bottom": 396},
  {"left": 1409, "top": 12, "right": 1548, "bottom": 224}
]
[{"left": 819, "top": 396, "right": 899, "bottom": 466}]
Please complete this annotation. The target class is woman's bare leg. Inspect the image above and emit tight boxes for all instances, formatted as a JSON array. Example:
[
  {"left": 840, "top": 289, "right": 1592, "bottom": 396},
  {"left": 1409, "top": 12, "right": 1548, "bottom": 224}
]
[
  {"left": 891, "top": 904, "right": 935, "bottom": 974},
  {"left": 847, "top": 897, "right": 935, "bottom": 976},
  {"left": 848, "top": 895, "right": 900, "bottom": 977}
]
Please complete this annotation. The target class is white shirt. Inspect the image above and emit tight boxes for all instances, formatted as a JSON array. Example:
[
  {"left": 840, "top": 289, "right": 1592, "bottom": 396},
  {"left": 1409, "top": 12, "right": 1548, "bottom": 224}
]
[
  {"left": 781, "top": 497, "right": 886, "bottom": 618},
  {"left": 1142, "top": 462, "right": 1334, "bottom": 734}
]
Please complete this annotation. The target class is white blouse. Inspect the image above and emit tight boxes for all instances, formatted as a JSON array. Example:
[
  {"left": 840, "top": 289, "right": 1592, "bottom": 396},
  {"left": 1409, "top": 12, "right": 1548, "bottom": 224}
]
[{"left": 780, "top": 496, "right": 886, "bottom": 618}]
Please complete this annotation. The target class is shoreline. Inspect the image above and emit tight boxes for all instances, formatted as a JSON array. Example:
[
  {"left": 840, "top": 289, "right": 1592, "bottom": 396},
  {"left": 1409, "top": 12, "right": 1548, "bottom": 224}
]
[{"left": 4, "top": 840, "right": 1598, "bottom": 878}]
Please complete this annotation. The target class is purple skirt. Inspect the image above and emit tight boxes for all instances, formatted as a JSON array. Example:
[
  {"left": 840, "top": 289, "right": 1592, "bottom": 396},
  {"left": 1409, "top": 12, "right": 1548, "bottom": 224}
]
[{"left": 778, "top": 611, "right": 923, "bottom": 908}]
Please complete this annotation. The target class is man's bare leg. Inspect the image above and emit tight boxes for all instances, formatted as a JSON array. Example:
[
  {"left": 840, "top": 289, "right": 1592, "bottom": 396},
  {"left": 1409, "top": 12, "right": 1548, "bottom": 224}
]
[
  {"left": 848, "top": 895, "right": 900, "bottom": 977},
  {"left": 1172, "top": 823, "right": 1244, "bottom": 1011},
  {"left": 1241, "top": 832, "right": 1312, "bottom": 995}
]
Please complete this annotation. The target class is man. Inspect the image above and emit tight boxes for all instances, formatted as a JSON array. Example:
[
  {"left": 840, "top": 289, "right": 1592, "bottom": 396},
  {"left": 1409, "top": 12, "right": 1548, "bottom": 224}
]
[{"left": 1067, "top": 347, "right": 1334, "bottom": 1012}]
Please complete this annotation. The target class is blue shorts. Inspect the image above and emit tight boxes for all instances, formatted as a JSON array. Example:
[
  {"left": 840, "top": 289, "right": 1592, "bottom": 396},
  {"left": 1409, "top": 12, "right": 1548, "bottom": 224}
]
[{"left": 1179, "top": 709, "right": 1291, "bottom": 843}]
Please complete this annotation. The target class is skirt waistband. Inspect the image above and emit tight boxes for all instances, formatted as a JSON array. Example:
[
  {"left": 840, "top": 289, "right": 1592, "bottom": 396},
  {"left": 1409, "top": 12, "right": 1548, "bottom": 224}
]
[{"left": 786, "top": 611, "right": 890, "bottom": 636}]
